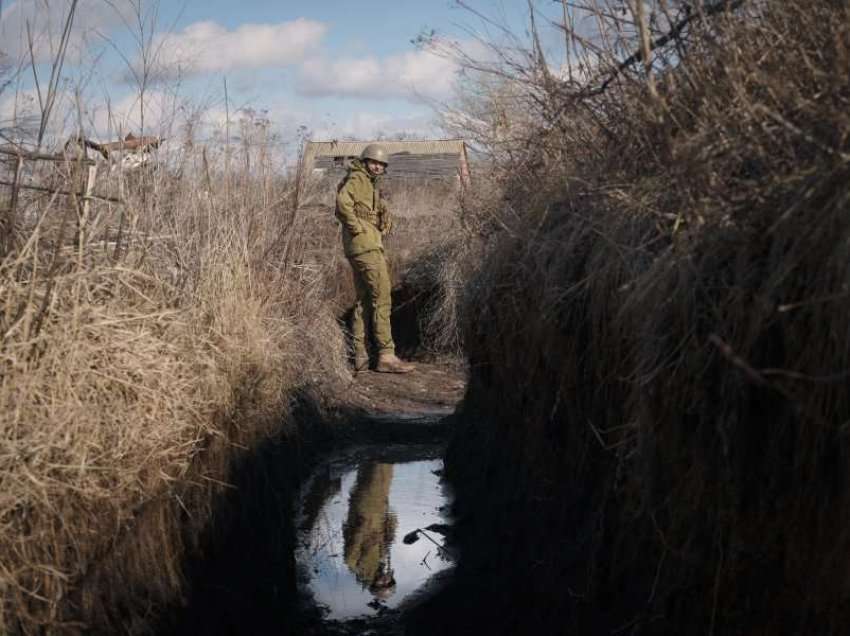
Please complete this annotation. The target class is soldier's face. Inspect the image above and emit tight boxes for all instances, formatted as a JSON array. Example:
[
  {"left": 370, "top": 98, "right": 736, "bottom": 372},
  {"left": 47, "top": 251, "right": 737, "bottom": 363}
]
[{"left": 365, "top": 159, "right": 386, "bottom": 176}]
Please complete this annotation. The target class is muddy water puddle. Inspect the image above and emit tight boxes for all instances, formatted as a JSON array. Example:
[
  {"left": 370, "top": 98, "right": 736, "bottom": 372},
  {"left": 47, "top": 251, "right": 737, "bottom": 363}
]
[{"left": 296, "top": 445, "right": 454, "bottom": 623}]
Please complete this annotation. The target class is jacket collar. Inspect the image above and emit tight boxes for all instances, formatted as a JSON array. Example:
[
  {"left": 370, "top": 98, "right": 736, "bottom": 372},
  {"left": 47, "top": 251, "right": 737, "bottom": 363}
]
[{"left": 350, "top": 158, "right": 377, "bottom": 182}]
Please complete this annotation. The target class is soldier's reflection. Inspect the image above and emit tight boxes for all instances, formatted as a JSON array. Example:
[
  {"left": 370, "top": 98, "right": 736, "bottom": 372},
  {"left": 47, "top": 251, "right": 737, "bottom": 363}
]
[{"left": 343, "top": 463, "right": 397, "bottom": 600}]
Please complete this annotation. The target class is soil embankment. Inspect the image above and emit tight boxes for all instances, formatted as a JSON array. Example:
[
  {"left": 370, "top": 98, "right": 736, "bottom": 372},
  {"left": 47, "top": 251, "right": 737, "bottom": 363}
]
[{"left": 418, "top": 2, "right": 850, "bottom": 634}]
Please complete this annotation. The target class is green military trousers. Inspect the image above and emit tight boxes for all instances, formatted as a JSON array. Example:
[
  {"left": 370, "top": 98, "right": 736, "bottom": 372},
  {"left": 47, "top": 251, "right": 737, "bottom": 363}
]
[{"left": 349, "top": 248, "right": 395, "bottom": 356}]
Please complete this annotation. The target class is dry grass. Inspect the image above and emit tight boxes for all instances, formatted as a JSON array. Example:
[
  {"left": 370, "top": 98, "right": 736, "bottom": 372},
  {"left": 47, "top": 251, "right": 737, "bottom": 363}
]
[
  {"left": 448, "top": 0, "right": 850, "bottom": 632},
  {"left": 0, "top": 132, "right": 349, "bottom": 633}
]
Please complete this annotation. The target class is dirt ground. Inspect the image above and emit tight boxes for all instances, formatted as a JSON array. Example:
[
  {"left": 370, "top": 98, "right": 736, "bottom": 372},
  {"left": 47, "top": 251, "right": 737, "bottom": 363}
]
[{"left": 342, "top": 359, "right": 467, "bottom": 417}]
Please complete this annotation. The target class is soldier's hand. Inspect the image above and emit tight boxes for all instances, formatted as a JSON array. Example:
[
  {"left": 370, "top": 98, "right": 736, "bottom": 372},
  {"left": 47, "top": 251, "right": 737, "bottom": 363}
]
[
  {"left": 346, "top": 219, "right": 365, "bottom": 236},
  {"left": 378, "top": 202, "right": 392, "bottom": 235}
]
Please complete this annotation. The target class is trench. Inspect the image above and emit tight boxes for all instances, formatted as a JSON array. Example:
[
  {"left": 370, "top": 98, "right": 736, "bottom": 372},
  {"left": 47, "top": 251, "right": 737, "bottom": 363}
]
[
  {"left": 155, "top": 284, "right": 477, "bottom": 636},
  {"left": 156, "top": 404, "right": 462, "bottom": 636}
]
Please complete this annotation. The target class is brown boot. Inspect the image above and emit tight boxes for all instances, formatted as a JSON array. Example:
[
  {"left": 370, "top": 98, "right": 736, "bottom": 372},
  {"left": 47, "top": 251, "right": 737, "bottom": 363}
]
[
  {"left": 354, "top": 350, "right": 370, "bottom": 373},
  {"left": 375, "top": 352, "right": 414, "bottom": 374}
]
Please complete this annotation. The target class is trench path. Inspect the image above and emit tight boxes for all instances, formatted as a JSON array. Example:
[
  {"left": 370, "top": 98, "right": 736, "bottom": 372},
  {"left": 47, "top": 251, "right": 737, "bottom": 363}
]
[
  {"left": 165, "top": 359, "right": 467, "bottom": 636},
  {"left": 339, "top": 360, "right": 466, "bottom": 420},
  {"left": 295, "top": 360, "right": 467, "bottom": 635}
]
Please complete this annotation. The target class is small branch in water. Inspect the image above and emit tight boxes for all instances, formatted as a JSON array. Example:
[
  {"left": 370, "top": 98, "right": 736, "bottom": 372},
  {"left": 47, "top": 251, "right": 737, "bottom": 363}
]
[{"left": 403, "top": 527, "right": 456, "bottom": 559}]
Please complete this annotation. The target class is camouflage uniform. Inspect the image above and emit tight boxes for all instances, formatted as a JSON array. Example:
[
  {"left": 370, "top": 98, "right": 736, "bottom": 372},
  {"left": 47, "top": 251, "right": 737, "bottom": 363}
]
[
  {"left": 336, "top": 159, "right": 395, "bottom": 359},
  {"left": 343, "top": 463, "right": 397, "bottom": 596}
]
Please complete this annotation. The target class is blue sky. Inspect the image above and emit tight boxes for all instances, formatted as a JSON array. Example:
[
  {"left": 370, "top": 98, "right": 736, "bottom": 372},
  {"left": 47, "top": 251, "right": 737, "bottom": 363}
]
[{"left": 0, "top": 1, "right": 570, "bottom": 145}]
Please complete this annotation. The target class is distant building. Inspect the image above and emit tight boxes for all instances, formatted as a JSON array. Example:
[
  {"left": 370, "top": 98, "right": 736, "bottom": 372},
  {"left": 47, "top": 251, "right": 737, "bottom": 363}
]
[
  {"left": 302, "top": 139, "right": 470, "bottom": 186},
  {"left": 65, "top": 133, "right": 162, "bottom": 171}
]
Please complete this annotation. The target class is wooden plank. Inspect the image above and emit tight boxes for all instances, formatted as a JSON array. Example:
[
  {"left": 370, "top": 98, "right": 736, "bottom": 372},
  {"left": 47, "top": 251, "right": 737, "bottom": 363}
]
[
  {"left": 313, "top": 152, "right": 464, "bottom": 179},
  {"left": 0, "top": 146, "right": 97, "bottom": 165},
  {"left": 302, "top": 139, "right": 470, "bottom": 176},
  {"left": 0, "top": 179, "right": 123, "bottom": 204}
]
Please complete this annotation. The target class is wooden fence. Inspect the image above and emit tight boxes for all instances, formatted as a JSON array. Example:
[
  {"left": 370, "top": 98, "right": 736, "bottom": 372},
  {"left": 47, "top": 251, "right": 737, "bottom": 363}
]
[{"left": 0, "top": 145, "right": 123, "bottom": 258}]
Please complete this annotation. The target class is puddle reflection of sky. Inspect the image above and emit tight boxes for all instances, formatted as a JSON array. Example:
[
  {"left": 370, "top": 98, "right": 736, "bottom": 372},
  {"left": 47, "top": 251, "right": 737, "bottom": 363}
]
[{"left": 297, "top": 458, "right": 452, "bottom": 620}]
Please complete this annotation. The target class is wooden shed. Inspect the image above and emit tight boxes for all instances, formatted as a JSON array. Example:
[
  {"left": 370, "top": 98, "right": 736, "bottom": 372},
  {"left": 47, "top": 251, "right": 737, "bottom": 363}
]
[{"left": 302, "top": 139, "right": 470, "bottom": 185}]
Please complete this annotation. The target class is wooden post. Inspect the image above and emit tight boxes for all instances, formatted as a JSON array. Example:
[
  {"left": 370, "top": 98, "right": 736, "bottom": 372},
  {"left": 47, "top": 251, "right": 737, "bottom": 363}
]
[
  {"left": 3, "top": 155, "right": 25, "bottom": 257},
  {"left": 459, "top": 142, "right": 471, "bottom": 189},
  {"left": 77, "top": 162, "right": 98, "bottom": 249}
]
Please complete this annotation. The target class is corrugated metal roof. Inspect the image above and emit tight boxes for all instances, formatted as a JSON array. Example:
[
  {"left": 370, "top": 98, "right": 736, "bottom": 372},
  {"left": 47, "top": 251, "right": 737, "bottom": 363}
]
[
  {"left": 305, "top": 139, "right": 466, "bottom": 158},
  {"left": 313, "top": 153, "right": 462, "bottom": 179},
  {"left": 303, "top": 139, "right": 470, "bottom": 183}
]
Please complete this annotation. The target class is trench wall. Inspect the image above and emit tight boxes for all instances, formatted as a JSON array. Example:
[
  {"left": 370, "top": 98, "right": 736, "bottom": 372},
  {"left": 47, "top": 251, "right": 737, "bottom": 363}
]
[
  {"left": 447, "top": 189, "right": 850, "bottom": 634},
  {"left": 443, "top": 3, "right": 850, "bottom": 633}
]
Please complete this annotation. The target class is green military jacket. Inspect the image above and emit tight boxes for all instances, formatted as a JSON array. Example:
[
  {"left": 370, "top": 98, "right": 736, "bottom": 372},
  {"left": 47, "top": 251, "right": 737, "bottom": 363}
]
[{"left": 335, "top": 159, "right": 390, "bottom": 257}]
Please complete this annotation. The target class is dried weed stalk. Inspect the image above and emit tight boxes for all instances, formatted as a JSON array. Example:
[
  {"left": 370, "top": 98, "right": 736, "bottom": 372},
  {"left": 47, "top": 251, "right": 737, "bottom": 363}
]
[
  {"left": 0, "top": 111, "right": 349, "bottom": 632},
  {"left": 450, "top": 0, "right": 850, "bottom": 632}
]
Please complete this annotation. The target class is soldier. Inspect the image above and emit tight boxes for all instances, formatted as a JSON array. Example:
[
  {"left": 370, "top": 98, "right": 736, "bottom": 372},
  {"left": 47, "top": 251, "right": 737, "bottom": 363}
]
[
  {"left": 336, "top": 144, "right": 414, "bottom": 374},
  {"left": 343, "top": 463, "right": 398, "bottom": 601}
]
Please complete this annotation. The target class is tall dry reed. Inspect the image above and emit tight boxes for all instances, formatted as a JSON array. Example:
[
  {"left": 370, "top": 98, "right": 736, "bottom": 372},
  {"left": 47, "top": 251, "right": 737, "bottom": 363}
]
[
  {"left": 447, "top": 0, "right": 850, "bottom": 633},
  {"left": 0, "top": 120, "right": 348, "bottom": 633}
]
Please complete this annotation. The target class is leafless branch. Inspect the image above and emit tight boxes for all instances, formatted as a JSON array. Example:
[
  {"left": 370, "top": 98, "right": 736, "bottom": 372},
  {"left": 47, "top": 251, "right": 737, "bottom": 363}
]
[{"left": 593, "top": 0, "right": 747, "bottom": 96}]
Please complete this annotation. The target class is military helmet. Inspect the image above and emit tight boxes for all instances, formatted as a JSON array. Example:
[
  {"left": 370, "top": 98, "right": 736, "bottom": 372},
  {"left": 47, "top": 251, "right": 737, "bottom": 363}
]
[{"left": 360, "top": 143, "right": 389, "bottom": 165}]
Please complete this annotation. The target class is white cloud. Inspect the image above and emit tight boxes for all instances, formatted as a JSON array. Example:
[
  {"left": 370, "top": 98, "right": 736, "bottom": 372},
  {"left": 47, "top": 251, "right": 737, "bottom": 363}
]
[
  {"left": 0, "top": 83, "right": 180, "bottom": 143},
  {"left": 550, "top": 52, "right": 603, "bottom": 86},
  {"left": 296, "top": 48, "right": 459, "bottom": 103},
  {"left": 309, "top": 111, "right": 437, "bottom": 142},
  {"left": 0, "top": 0, "right": 118, "bottom": 64},
  {"left": 0, "top": 86, "right": 83, "bottom": 144},
  {"left": 86, "top": 89, "right": 183, "bottom": 138},
  {"left": 149, "top": 18, "right": 327, "bottom": 77},
  {"left": 0, "top": 87, "right": 40, "bottom": 125}
]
